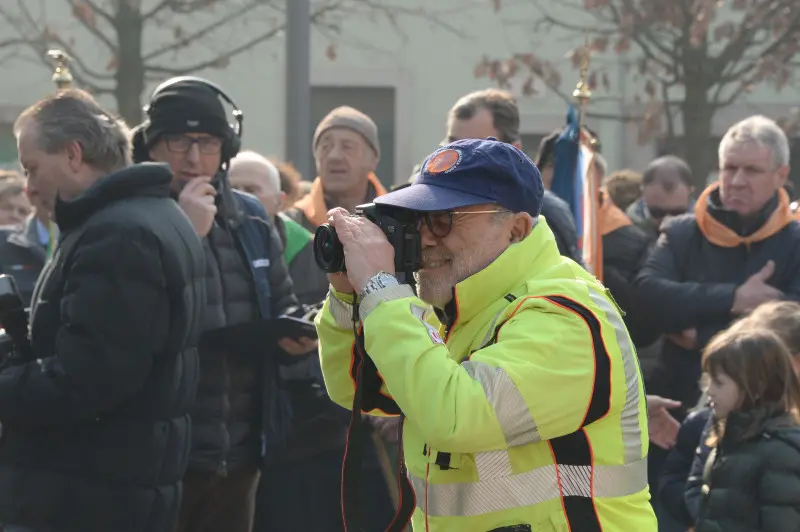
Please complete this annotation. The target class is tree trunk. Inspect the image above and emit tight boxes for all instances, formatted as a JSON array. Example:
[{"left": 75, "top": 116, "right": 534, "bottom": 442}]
[
  {"left": 113, "top": 3, "right": 145, "bottom": 126},
  {"left": 680, "top": 83, "right": 716, "bottom": 190},
  {"left": 679, "top": 42, "right": 717, "bottom": 190}
]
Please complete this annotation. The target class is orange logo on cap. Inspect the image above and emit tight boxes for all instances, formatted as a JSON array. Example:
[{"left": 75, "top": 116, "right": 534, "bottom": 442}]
[{"left": 426, "top": 149, "right": 461, "bottom": 174}]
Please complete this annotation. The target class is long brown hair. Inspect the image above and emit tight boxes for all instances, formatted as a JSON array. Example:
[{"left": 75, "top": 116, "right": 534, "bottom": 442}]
[{"left": 702, "top": 327, "right": 800, "bottom": 444}]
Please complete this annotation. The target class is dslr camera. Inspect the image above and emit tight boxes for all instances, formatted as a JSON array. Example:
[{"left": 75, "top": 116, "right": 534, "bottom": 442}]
[{"left": 313, "top": 203, "right": 421, "bottom": 278}]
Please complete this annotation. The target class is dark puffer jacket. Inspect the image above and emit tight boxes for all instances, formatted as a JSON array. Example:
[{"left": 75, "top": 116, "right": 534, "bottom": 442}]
[
  {"left": 189, "top": 181, "right": 299, "bottom": 474},
  {"left": 0, "top": 164, "right": 205, "bottom": 532},
  {"left": 696, "top": 408, "right": 800, "bottom": 532}
]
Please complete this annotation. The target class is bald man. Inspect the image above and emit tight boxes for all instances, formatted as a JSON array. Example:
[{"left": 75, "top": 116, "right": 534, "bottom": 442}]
[
  {"left": 229, "top": 151, "right": 328, "bottom": 306},
  {"left": 230, "top": 151, "right": 284, "bottom": 223}
]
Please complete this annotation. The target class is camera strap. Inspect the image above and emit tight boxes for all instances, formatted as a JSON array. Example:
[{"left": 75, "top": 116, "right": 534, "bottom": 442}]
[{"left": 341, "top": 306, "right": 415, "bottom": 532}]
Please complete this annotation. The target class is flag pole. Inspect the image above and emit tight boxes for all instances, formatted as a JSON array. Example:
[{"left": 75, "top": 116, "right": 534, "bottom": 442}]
[
  {"left": 572, "top": 36, "right": 603, "bottom": 279},
  {"left": 42, "top": 49, "right": 73, "bottom": 260}
]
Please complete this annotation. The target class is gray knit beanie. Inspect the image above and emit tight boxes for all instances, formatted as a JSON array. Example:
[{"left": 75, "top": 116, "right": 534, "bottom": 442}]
[{"left": 313, "top": 106, "right": 380, "bottom": 159}]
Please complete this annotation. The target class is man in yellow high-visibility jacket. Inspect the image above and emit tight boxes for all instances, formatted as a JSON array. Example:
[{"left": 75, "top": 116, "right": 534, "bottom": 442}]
[{"left": 316, "top": 137, "right": 658, "bottom": 531}]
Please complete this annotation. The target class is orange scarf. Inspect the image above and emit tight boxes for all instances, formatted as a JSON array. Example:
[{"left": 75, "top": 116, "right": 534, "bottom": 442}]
[
  {"left": 598, "top": 187, "right": 633, "bottom": 237},
  {"left": 695, "top": 182, "right": 793, "bottom": 247},
  {"left": 294, "top": 172, "right": 387, "bottom": 228}
]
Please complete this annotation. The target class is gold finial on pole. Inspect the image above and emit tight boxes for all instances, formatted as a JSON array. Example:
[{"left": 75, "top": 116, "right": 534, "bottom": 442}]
[
  {"left": 572, "top": 33, "right": 597, "bottom": 148},
  {"left": 572, "top": 33, "right": 592, "bottom": 126},
  {"left": 47, "top": 49, "right": 73, "bottom": 90}
]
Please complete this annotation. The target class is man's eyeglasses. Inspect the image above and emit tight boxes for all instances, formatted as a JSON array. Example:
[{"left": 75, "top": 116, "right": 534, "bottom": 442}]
[
  {"left": 164, "top": 134, "right": 223, "bottom": 155},
  {"left": 418, "top": 210, "right": 510, "bottom": 238}
]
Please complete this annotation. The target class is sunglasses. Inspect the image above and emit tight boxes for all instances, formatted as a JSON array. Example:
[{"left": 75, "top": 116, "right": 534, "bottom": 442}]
[
  {"left": 417, "top": 210, "right": 509, "bottom": 238},
  {"left": 647, "top": 206, "right": 687, "bottom": 219}
]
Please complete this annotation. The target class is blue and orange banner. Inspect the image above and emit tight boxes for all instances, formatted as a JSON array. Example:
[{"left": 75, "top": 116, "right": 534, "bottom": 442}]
[{"left": 550, "top": 105, "right": 603, "bottom": 280}]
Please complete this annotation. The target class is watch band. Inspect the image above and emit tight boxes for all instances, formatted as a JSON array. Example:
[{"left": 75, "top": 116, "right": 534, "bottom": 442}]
[
  {"left": 359, "top": 272, "right": 399, "bottom": 298},
  {"left": 359, "top": 283, "right": 415, "bottom": 322}
]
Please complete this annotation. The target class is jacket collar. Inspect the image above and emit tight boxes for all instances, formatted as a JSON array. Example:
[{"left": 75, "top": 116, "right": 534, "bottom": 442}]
[
  {"left": 436, "top": 218, "right": 561, "bottom": 330},
  {"left": 695, "top": 182, "right": 792, "bottom": 248},
  {"left": 55, "top": 163, "right": 172, "bottom": 232},
  {"left": 294, "top": 173, "right": 387, "bottom": 227}
]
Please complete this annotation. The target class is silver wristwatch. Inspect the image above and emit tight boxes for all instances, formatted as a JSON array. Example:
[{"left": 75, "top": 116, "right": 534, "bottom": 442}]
[{"left": 359, "top": 272, "right": 399, "bottom": 299}]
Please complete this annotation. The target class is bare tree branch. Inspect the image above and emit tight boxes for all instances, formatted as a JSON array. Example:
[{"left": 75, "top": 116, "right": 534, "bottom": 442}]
[
  {"left": 142, "top": 1, "right": 263, "bottom": 61},
  {"left": 64, "top": 0, "right": 117, "bottom": 53},
  {"left": 75, "top": 0, "right": 115, "bottom": 26},
  {"left": 142, "top": 0, "right": 174, "bottom": 21}
]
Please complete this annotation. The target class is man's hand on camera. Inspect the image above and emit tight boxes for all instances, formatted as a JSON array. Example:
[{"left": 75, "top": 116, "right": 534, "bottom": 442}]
[
  {"left": 278, "top": 336, "right": 318, "bottom": 356},
  {"left": 327, "top": 208, "right": 395, "bottom": 292}
]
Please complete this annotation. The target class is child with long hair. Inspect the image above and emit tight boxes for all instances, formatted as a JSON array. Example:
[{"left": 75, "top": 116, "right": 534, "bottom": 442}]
[{"left": 694, "top": 327, "right": 800, "bottom": 531}]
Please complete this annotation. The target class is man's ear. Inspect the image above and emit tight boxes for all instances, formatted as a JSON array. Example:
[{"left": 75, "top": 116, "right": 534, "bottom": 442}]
[
  {"left": 512, "top": 141, "right": 523, "bottom": 150},
  {"left": 65, "top": 140, "right": 83, "bottom": 173},
  {"left": 366, "top": 150, "right": 379, "bottom": 172},
  {"left": 509, "top": 212, "right": 534, "bottom": 243},
  {"left": 777, "top": 164, "right": 790, "bottom": 186}
]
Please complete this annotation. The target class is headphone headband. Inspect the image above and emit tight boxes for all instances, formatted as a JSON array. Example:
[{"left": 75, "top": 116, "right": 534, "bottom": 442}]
[{"left": 144, "top": 75, "right": 243, "bottom": 139}]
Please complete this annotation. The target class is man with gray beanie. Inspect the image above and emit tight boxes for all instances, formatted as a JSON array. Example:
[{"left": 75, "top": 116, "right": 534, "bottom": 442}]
[
  {"left": 286, "top": 105, "right": 388, "bottom": 231},
  {"left": 131, "top": 76, "right": 317, "bottom": 532}
]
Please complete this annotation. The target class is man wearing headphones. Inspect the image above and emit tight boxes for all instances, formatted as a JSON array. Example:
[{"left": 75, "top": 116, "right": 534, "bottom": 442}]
[{"left": 131, "top": 77, "right": 316, "bottom": 532}]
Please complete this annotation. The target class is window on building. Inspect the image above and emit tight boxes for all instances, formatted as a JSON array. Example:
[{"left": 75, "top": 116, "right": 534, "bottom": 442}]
[
  {"left": 0, "top": 124, "right": 17, "bottom": 170},
  {"left": 309, "top": 86, "right": 395, "bottom": 188}
]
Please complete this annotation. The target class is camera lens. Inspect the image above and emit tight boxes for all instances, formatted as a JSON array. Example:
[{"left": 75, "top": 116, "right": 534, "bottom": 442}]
[{"left": 313, "top": 224, "right": 346, "bottom": 273}]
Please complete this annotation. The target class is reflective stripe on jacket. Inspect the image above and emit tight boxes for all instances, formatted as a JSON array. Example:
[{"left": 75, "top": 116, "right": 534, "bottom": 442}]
[{"left": 316, "top": 218, "right": 658, "bottom": 531}]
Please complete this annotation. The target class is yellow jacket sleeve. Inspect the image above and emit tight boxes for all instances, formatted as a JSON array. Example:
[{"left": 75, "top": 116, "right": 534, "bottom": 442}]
[
  {"left": 315, "top": 288, "right": 397, "bottom": 417},
  {"left": 362, "top": 293, "right": 601, "bottom": 454}
]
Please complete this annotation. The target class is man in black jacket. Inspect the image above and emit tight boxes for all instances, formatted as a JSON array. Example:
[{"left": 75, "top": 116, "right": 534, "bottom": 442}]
[
  {"left": 131, "top": 76, "right": 315, "bottom": 532},
  {"left": 0, "top": 90, "right": 205, "bottom": 532}
]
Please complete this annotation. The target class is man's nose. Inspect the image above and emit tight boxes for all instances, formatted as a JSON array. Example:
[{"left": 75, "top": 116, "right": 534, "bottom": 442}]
[
  {"left": 327, "top": 144, "right": 344, "bottom": 160},
  {"left": 419, "top": 221, "right": 438, "bottom": 247},
  {"left": 185, "top": 143, "right": 201, "bottom": 164},
  {"left": 730, "top": 169, "right": 747, "bottom": 186}
]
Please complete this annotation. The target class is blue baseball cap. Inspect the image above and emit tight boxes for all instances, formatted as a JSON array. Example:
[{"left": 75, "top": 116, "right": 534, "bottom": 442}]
[{"left": 375, "top": 137, "right": 544, "bottom": 216}]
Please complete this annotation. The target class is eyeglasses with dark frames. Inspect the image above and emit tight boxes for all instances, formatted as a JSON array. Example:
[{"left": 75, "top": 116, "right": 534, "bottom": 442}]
[
  {"left": 164, "top": 134, "right": 223, "bottom": 155},
  {"left": 418, "top": 209, "right": 510, "bottom": 238}
]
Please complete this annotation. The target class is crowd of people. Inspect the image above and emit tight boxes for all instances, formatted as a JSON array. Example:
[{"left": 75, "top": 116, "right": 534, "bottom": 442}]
[{"left": 0, "top": 76, "right": 796, "bottom": 532}]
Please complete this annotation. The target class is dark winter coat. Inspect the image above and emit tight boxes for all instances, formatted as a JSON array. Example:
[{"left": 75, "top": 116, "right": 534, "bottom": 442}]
[
  {"left": 696, "top": 408, "right": 800, "bottom": 532},
  {"left": 0, "top": 164, "right": 206, "bottom": 532},
  {"left": 189, "top": 180, "right": 299, "bottom": 474}
]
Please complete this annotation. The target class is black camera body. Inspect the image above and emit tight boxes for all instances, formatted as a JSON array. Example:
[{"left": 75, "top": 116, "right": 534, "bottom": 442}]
[{"left": 313, "top": 203, "right": 422, "bottom": 280}]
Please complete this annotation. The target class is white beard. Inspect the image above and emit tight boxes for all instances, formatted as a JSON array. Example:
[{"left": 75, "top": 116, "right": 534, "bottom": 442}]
[{"left": 414, "top": 247, "right": 485, "bottom": 308}]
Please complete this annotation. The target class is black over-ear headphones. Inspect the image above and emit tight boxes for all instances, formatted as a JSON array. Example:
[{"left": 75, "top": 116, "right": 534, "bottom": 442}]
[{"left": 142, "top": 75, "right": 244, "bottom": 163}]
